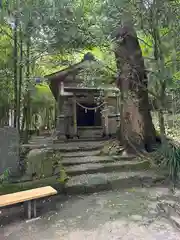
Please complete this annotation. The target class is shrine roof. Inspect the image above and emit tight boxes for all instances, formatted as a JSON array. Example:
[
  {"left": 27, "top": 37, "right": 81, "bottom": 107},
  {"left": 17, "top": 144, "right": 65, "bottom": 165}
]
[
  {"left": 45, "top": 52, "right": 118, "bottom": 100},
  {"left": 45, "top": 52, "right": 99, "bottom": 99}
]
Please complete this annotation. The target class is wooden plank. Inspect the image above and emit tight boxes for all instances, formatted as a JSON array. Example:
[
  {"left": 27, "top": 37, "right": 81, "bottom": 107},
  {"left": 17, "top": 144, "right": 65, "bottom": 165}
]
[{"left": 0, "top": 186, "right": 57, "bottom": 207}]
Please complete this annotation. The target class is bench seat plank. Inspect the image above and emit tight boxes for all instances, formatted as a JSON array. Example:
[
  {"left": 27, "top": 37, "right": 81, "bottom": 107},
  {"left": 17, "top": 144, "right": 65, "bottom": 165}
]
[{"left": 0, "top": 186, "right": 57, "bottom": 207}]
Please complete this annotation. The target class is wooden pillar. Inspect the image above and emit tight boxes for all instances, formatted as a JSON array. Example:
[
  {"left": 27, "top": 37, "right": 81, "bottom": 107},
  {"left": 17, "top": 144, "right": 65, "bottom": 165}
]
[
  {"left": 116, "top": 92, "right": 120, "bottom": 127},
  {"left": 60, "top": 81, "right": 64, "bottom": 95},
  {"left": 73, "top": 95, "right": 77, "bottom": 138},
  {"left": 54, "top": 100, "right": 57, "bottom": 128},
  {"left": 64, "top": 98, "right": 71, "bottom": 137},
  {"left": 104, "top": 92, "right": 109, "bottom": 136},
  {"left": 104, "top": 103, "right": 109, "bottom": 136},
  {"left": 57, "top": 94, "right": 60, "bottom": 126},
  {"left": 56, "top": 82, "right": 66, "bottom": 140},
  {"left": 116, "top": 92, "right": 119, "bottom": 114}
]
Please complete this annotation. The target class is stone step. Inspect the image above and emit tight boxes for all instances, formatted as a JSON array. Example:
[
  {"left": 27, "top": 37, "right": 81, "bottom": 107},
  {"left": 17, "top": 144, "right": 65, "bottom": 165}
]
[
  {"left": 62, "top": 156, "right": 117, "bottom": 166},
  {"left": 61, "top": 150, "right": 102, "bottom": 158},
  {"left": 60, "top": 137, "right": 110, "bottom": 142},
  {"left": 54, "top": 145, "right": 103, "bottom": 153},
  {"left": 78, "top": 128, "right": 103, "bottom": 139},
  {"left": 23, "top": 142, "right": 105, "bottom": 152},
  {"left": 65, "top": 171, "right": 165, "bottom": 194},
  {"left": 62, "top": 155, "right": 135, "bottom": 165},
  {"left": 52, "top": 141, "right": 106, "bottom": 153},
  {"left": 65, "top": 160, "right": 150, "bottom": 176}
]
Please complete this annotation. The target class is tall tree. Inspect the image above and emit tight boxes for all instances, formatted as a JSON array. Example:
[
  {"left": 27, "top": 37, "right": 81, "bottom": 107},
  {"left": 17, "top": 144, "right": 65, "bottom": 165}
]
[
  {"left": 17, "top": 24, "right": 23, "bottom": 132},
  {"left": 115, "top": 22, "right": 157, "bottom": 152},
  {"left": 13, "top": 12, "right": 18, "bottom": 128}
]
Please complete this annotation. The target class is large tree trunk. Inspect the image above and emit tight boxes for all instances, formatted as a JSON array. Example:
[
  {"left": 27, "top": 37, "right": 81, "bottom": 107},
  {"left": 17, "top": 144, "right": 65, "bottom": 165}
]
[
  {"left": 24, "top": 27, "right": 31, "bottom": 144},
  {"left": 17, "top": 25, "right": 23, "bottom": 133},
  {"left": 13, "top": 14, "right": 18, "bottom": 128},
  {"left": 114, "top": 24, "right": 157, "bottom": 152}
]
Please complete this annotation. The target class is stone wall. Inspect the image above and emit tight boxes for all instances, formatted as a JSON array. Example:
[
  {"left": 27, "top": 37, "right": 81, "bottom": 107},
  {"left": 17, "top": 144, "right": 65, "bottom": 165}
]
[{"left": 0, "top": 127, "right": 19, "bottom": 176}]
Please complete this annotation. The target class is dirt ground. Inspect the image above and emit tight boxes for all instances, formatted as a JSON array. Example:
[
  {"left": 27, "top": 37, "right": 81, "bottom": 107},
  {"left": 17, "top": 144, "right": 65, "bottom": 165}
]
[{"left": 1, "top": 187, "right": 180, "bottom": 240}]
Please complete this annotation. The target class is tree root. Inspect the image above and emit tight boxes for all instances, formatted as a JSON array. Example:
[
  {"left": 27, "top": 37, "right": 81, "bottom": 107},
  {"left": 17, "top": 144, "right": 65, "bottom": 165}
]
[{"left": 155, "top": 202, "right": 180, "bottom": 231}]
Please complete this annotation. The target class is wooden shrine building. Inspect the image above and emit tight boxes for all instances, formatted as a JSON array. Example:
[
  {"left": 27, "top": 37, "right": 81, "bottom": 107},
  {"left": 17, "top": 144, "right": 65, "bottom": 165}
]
[{"left": 46, "top": 52, "right": 120, "bottom": 140}]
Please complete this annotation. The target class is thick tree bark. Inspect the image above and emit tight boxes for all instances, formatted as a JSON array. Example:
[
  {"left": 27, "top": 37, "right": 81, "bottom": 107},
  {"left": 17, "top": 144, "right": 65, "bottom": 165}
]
[
  {"left": 13, "top": 14, "right": 18, "bottom": 128},
  {"left": 17, "top": 25, "right": 23, "bottom": 132},
  {"left": 153, "top": 25, "right": 166, "bottom": 144},
  {"left": 114, "top": 24, "right": 157, "bottom": 152},
  {"left": 24, "top": 29, "right": 31, "bottom": 144}
]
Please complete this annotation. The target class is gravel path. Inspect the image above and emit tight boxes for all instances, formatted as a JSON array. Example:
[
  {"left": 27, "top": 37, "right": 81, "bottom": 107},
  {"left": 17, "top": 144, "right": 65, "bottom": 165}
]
[{"left": 1, "top": 187, "right": 180, "bottom": 239}]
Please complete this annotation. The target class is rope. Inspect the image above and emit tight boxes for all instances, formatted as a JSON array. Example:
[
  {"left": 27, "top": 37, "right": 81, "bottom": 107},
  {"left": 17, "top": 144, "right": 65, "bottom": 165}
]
[{"left": 76, "top": 100, "right": 107, "bottom": 111}]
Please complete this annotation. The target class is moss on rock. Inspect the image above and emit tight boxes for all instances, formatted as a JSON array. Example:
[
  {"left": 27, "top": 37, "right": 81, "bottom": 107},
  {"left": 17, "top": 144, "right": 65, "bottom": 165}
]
[{"left": 24, "top": 148, "right": 63, "bottom": 180}]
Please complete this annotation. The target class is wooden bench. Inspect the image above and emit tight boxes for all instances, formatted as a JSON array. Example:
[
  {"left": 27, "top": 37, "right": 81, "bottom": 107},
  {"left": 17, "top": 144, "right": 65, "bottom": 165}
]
[{"left": 0, "top": 186, "right": 57, "bottom": 219}]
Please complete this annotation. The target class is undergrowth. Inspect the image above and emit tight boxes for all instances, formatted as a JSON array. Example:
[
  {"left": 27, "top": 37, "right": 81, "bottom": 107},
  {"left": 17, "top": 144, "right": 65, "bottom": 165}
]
[{"left": 155, "top": 141, "right": 180, "bottom": 187}]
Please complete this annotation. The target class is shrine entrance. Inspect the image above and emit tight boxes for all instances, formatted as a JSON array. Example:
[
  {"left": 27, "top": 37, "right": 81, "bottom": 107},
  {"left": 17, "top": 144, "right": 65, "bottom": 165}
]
[
  {"left": 76, "top": 103, "right": 102, "bottom": 127},
  {"left": 46, "top": 52, "right": 120, "bottom": 140}
]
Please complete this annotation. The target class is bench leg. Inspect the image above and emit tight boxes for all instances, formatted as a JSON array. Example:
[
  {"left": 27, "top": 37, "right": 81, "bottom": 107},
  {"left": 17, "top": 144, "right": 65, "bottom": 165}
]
[
  {"left": 24, "top": 200, "right": 37, "bottom": 219},
  {"left": 27, "top": 201, "right": 31, "bottom": 219},
  {"left": 33, "top": 200, "right": 37, "bottom": 218}
]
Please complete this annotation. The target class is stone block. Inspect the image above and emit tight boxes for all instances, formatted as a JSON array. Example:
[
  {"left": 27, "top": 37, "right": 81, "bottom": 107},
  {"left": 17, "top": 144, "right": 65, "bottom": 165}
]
[
  {"left": 25, "top": 148, "right": 62, "bottom": 179},
  {"left": 0, "top": 127, "right": 19, "bottom": 176}
]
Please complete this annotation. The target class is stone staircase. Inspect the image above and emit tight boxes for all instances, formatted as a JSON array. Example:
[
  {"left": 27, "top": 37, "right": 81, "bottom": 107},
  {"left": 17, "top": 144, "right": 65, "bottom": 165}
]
[
  {"left": 60, "top": 141, "right": 166, "bottom": 195},
  {"left": 77, "top": 127, "right": 103, "bottom": 139}
]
